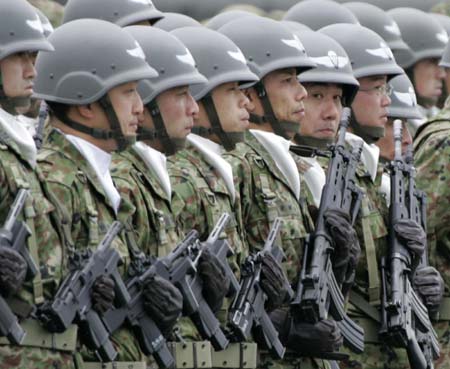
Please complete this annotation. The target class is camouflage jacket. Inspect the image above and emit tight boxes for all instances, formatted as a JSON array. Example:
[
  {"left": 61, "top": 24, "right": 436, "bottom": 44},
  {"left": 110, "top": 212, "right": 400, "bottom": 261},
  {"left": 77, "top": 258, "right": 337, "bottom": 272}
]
[
  {"left": 37, "top": 129, "right": 143, "bottom": 362},
  {"left": 0, "top": 114, "right": 76, "bottom": 368},
  {"left": 414, "top": 109, "right": 450, "bottom": 293},
  {"left": 223, "top": 131, "right": 309, "bottom": 283},
  {"left": 111, "top": 146, "right": 182, "bottom": 257},
  {"left": 168, "top": 140, "right": 247, "bottom": 270}
]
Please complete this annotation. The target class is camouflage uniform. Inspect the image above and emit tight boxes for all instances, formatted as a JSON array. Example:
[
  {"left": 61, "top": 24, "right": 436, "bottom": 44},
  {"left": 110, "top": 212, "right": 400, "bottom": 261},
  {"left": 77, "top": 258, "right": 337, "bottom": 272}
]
[
  {"left": 37, "top": 129, "right": 144, "bottom": 364},
  {"left": 111, "top": 146, "right": 182, "bottom": 257},
  {"left": 414, "top": 107, "right": 450, "bottom": 368},
  {"left": 168, "top": 139, "right": 246, "bottom": 330},
  {"left": 224, "top": 131, "right": 327, "bottom": 369},
  {"left": 0, "top": 110, "right": 76, "bottom": 369}
]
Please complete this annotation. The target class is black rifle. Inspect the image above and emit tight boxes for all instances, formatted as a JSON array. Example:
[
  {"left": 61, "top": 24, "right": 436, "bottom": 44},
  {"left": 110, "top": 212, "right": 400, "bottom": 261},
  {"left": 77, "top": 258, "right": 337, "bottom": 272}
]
[
  {"left": 33, "top": 102, "right": 48, "bottom": 150},
  {"left": 229, "top": 218, "right": 293, "bottom": 359},
  {"left": 291, "top": 107, "right": 365, "bottom": 355},
  {"left": 0, "top": 189, "right": 38, "bottom": 344},
  {"left": 101, "top": 231, "right": 201, "bottom": 369},
  {"left": 38, "top": 221, "right": 130, "bottom": 362},
  {"left": 380, "top": 120, "right": 439, "bottom": 369}
]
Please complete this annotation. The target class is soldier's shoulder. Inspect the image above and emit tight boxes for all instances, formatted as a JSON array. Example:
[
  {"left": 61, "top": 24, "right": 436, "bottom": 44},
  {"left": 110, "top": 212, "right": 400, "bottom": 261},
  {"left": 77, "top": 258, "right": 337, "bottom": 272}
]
[{"left": 37, "top": 148, "right": 78, "bottom": 187}]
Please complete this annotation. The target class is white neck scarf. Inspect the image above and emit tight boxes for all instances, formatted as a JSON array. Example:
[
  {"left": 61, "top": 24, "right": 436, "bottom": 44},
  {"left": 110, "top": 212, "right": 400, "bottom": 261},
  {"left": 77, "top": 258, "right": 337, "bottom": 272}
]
[
  {"left": 0, "top": 108, "right": 37, "bottom": 168},
  {"left": 133, "top": 142, "right": 172, "bottom": 201},
  {"left": 66, "top": 134, "right": 121, "bottom": 214},
  {"left": 301, "top": 156, "right": 326, "bottom": 208},
  {"left": 379, "top": 172, "right": 391, "bottom": 207},
  {"left": 251, "top": 129, "right": 300, "bottom": 200},
  {"left": 187, "top": 134, "right": 235, "bottom": 202}
]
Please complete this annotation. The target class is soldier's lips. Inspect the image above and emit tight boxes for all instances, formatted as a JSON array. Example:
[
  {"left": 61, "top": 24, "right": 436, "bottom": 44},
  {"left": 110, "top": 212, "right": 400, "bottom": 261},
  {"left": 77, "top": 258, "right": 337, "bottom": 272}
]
[{"left": 293, "top": 108, "right": 305, "bottom": 118}]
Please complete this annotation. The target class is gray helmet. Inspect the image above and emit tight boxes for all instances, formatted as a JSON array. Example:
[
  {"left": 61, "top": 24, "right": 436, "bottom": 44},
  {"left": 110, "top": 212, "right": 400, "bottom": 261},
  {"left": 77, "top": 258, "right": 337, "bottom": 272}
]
[
  {"left": 34, "top": 19, "right": 157, "bottom": 151},
  {"left": 125, "top": 26, "right": 207, "bottom": 155},
  {"left": 388, "top": 8, "right": 448, "bottom": 68},
  {"left": 296, "top": 30, "right": 359, "bottom": 106},
  {"left": 0, "top": 0, "right": 54, "bottom": 115},
  {"left": 431, "top": 13, "right": 450, "bottom": 35},
  {"left": 320, "top": 24, "right": 403, "bottom": 79},
  {"left": 153, "top": 12, "right": 201, "bottom": 31},
  {"left": 343, "top": 2, "right": 410, "bottom": 53},
  {"left": 283, "top": 0, "right": 359, "bottom": 31},
  {"left": 0, "top": 0, "right": 53, "bottom": 59},
  {"left": 281, "top": 20, "right": 311, "bottom": 33},
  {"left": 387, "top": 73, "right": 422, "bottom": 119},
  {"left": 205, "top": 10, "right": 257, "bottom": 30},
  {"left": 63, "top": 0, "right": 164, "bottom": 26},
  {"left": 33, "top": 6, "right": 54, "bottom": 37},
  {"left": 171, "top": 27, "right": 259, "bottom": 151},
  {"left": 320, "top": 23, "right": 403, "bottom": 143},
  {"left": 219, "top": 16, "right": 316, "bottom": 139}
]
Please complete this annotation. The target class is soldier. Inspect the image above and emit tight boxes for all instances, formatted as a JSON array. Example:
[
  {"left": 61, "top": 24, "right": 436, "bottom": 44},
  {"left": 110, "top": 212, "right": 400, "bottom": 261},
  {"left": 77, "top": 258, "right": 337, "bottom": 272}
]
[
  {"left": 0, "top": 1, "right": 78, "bottom": 368},
  {"left": 414, "top": 40, "right": 450, "bottom": 368},
  {"left": 282, "top": 0, "right": 359, "bottom": 31},
  {"left": 63, "top": 0, "right": 164, "bottom": 26},
  {"left": 218, "top": 16, "right": 356, "bottom": 369},
  {"left": 167, "top": 26, "right": 286, "bottom": 368},
  {"left": 321, "top": 23, "right": 443, "bottom": 368},
  {"left": 33, "top": 19, "right": 183, "bottom": 368},
  {"left": 388, "top": 7, "right": 448, "bottom": 134}
]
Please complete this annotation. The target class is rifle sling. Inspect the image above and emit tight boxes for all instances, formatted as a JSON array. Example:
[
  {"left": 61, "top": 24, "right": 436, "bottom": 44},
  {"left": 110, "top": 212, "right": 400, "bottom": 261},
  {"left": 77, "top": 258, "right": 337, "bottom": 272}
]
[
  {"left": 437, "top": 297, "right": 450, "bottom": 321},
  {"left": 360, "top": 194, "right": 380, "bottom": 305},
  {"left": 349, "top": 291, "right": 381, "bottom": 323}
]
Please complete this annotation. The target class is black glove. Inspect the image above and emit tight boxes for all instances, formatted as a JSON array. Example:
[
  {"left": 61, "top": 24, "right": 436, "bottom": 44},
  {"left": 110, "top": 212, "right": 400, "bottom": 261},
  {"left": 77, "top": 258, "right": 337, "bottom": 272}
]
[
  {"left": 413, "top": 266, "right": 444, "bottom": 313},
  {"left": 143, "top": 274, "right": 183, "bottom": 335},
  {"left": 198, "top": 248, "right": 230, "bottom": 313},
  {"left": 270, "top": 309, "right": 343, "bottom": 355},
  {"left": 324, "top": 209, "right": 361, "bottom": 286},
  {"left": 394, "top": 219, "right": 426, "bottom": 258},
  {"left": 91, "top": 275, "right": 115, "bottom": 314},
  {"left": 260, "top": 253, "right": 290, "bottom": 311},
  {"left": 0, "top": 246, "right": 27, "bottom": 296}
]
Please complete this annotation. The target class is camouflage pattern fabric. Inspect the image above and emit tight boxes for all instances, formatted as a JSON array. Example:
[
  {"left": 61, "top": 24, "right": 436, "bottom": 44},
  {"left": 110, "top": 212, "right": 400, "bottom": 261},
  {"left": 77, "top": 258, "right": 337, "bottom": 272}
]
[
  {"left": 111, "top": 147, "right": 182, "bottom": 257},
  {"left": 37, "top": 129, "right": 143, "bottom": 363},
  {"left": 414, "top": 107, "right": 450, "bottom": 368},
  {"left": 223, "top": 132, "right": 324, "bottom": 369},
  {"left": 0, "top": 117, "right": 74, "bottom": 367},
  {"left": 168, "top": 140, "right": 246, "bottom": 333}
]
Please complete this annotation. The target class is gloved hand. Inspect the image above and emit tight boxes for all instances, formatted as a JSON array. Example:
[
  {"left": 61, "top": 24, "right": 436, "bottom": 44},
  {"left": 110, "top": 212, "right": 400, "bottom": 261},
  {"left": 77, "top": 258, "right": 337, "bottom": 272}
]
[
  {"left": 413, "top": 266, "right": 444, "bottom": 313},
  {"left": 91, "top": 275, "right": 115, "bottom": 314},
  {"left": 143, "top": 274, "right": 183, "bottom": 334},
  {"left": 324, "top": 209, "right": 361, "bottom": 286},
  {"left": 260, "top": 253, "right": 290, "bottom": 311},
  {"left": 287, "top": 319, "right": 343, "bottom": 354},
  {"left": 394, "top": 219, "right": 426, "bottom": 258},
  {"left": 0, "top": 246, "right": 27, "bottom": 296},
  {"left": 198, "top": 248, "right": 230, "bottom": 313}
]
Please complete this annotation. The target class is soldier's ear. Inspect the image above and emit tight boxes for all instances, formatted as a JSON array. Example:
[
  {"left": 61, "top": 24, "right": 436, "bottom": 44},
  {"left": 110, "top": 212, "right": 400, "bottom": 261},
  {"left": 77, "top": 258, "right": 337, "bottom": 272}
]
[
  {"left": 243, "top": 88, "right": 256, "bottom": 112},
  {"left": 77, "top": 104, "right": 95, "bottom": 119}
]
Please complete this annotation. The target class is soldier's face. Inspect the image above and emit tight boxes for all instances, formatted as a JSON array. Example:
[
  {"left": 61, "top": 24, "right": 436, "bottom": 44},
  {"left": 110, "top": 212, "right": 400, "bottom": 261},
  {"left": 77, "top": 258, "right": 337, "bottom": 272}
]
[
  {"left": 107, "top": 81, "right": 143, "bottom": 138},
  {"left": 413, "top": 58, "right": 445, "bottom": 104},
  {"left": 300, "top": 83, "right": 343, "bottom": 140},
  {"left": 210, "top": 82, "right": 250, "bottom": 133},
  {"left": 376, "top": 119, "right": 412, "bottom": 161},
  {"left": 140, "top": 85, "right": 198, "bottom": 141},
  {"left": 352, "top": 75, "right": 390, "bottom": 129},
  {"left": 0, "top": 51, "right": 36, "bottom": 98},
  {"left": 263, "top": 68, "right": 307, "bottom": 139}
]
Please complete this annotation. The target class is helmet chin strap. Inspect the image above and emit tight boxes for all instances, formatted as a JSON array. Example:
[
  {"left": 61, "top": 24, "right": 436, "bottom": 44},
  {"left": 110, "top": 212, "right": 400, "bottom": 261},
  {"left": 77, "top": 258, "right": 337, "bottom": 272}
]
[
  {"left": 349, "top": 108, "right": 385, "bottom": 144},
  {"left": 0, "top": 87, "right": 31, "bottom": 116},
  {"left": 293, "top": 133, "right": 333, "bottom": 150},
  {"left": 137, "top": 101, "right": 186, "bottom": 156},
  {"left": 250, "top": 82, "right": 300, "bottom": 139},
  {"left": 191, "top": 93, "right": 244, "bottom": 151},
  {"left": 50, "top": 95, "right": 135, "bottom": 151}
]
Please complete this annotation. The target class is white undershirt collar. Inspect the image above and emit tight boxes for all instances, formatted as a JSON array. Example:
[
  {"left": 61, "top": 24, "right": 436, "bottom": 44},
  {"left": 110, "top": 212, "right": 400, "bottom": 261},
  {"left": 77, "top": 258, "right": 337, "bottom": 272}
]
[{"left": 345, "top": 132, "right": 380, "bottom": 182}]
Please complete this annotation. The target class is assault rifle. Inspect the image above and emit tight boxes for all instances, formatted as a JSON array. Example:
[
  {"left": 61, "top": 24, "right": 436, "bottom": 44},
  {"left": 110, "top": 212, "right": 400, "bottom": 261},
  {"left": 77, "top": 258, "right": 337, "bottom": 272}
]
[
  {"left": 380, "top": 120, "right": 440, "bottom": 369},
  {"left": 229, "top": 218, "right": 292, "bottom": 359},
  {"left": 38, "top": 221, "right": 130, "bottom": 362},
  {"left": 291, "top": 107, "right": 365, "bottom": 355},
  {"left": 101, "top": 231, "right": 202, "bottom": 368},
  {"left": 0, "top": 189, "right": 37, "bottom": 344}
]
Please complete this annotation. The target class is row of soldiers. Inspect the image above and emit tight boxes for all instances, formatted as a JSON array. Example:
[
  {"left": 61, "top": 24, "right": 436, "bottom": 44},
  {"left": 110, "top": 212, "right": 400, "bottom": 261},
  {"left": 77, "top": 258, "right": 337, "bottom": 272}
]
[{"left": 0, "top": 0, "right": 449, "bottom": 368}]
